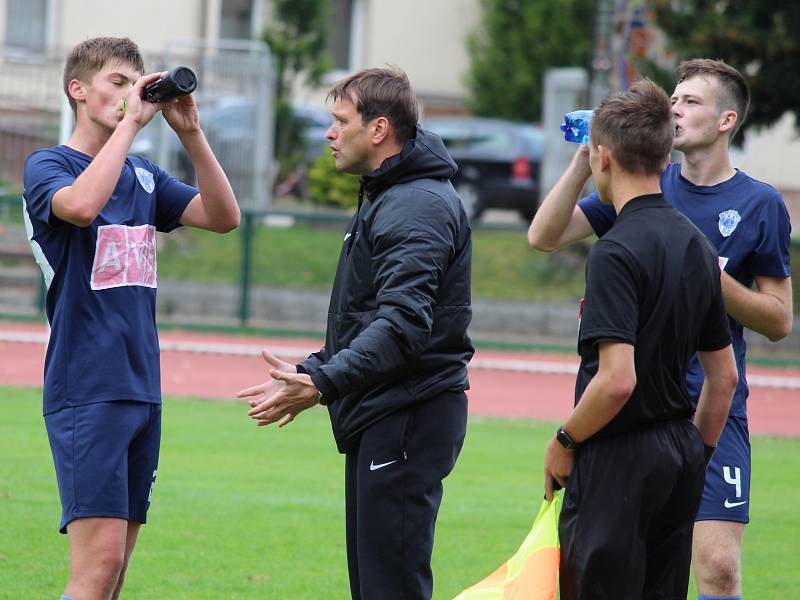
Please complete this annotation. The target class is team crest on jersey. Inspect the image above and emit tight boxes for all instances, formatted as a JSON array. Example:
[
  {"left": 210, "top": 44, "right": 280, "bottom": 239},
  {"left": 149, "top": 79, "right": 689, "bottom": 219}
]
[
  {"left": 135, "top": 167, "right": 155, "bottom": 193},
  {"left": 718, "top": 209, "right": 741, "bottom": 237}
]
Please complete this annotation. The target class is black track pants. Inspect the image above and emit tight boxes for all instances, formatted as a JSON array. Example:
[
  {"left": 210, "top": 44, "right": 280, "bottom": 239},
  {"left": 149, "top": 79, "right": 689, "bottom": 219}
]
[{"left": 344, "top": 392, "right": 467, "bottom": 600}]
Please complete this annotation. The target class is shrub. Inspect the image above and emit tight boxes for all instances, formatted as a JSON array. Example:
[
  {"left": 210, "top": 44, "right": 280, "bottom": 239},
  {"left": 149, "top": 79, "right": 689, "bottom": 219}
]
[{"left": 307, "top": 152, "right": 361, "bottom": 209}]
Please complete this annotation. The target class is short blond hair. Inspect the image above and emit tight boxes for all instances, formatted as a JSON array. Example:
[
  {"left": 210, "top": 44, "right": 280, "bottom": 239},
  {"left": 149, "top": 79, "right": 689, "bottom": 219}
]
[{"left": 63, "top": 37, "right": 144, "bottom": 114}]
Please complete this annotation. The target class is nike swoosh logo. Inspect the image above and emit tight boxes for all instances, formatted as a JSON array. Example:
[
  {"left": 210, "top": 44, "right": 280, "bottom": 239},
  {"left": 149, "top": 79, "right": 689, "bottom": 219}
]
[
  {"left": 724, "top": 499, "right": 748, "bottom": 508},
  {"left": 369, "top": 460, "right": 397, "bottom": 471},
  {"left": 344, "top": 233, "right": 352, "bottom": 241}
]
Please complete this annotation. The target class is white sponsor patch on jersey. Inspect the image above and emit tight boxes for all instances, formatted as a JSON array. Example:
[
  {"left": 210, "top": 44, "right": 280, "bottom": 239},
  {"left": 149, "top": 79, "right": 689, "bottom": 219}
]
[
  {"left": 718, "top": 209, "right": 741, "bottom": 237},
  {"left": 135, "top": 167, "right": 155, "bottom": 193},
  {"left": 91, "top": 224, "right": 157, "bottom": 290}
]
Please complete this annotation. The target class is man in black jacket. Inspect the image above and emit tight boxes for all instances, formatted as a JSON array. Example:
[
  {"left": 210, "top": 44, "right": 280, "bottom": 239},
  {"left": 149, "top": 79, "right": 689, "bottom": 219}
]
[{"left": 238, "top": 67, "right": 473, "bottom": 600}]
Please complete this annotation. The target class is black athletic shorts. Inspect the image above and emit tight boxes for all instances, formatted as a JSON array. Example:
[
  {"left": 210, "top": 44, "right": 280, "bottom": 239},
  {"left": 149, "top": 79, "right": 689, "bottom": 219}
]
[{"left": 558, "top": 419, "right": 705, "bottom": 600}]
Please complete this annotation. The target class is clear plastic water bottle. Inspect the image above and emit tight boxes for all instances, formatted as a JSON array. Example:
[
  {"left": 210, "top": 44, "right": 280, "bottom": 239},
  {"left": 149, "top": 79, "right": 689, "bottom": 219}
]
[{"left": 560, "top": 110, "right": 593, "bottom": 144}]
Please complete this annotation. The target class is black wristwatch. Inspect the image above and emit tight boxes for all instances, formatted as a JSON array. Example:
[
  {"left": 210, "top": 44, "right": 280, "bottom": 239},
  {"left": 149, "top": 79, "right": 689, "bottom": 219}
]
[{"left": 556, "top": 426, "right": 579, "bottom": 450}]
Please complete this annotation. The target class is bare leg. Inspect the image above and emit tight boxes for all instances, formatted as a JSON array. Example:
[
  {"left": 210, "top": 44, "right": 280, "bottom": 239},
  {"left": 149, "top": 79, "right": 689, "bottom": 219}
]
[
  {"left": 63, "top": 517, "right": 129, "bottom": 600},
  {"left": 110, "top": 522, "right": 142, "bottom": 600},
  {"left": 693, "top": 520, "right": 745, "bottom": 596}
]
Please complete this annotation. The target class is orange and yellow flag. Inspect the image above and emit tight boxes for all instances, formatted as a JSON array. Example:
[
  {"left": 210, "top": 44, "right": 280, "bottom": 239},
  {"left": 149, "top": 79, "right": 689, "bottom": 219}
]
[{"left": 454, "top": 490, "right": 563, "bottom": 600}]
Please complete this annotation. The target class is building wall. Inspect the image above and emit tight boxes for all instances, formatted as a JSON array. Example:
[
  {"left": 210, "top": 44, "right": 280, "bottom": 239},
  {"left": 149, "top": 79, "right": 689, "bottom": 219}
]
[
  {"left": 11, "top": 0, "right": 272, "bottom": 54},
  {"left": 733, "top": 113, "right": 800, "bottom": 192},
  {"left": 2, "top": 0, "right": 800, "bottom": 198},
  {"left": 55, "top": 0, "right": 207, "bottom": 54},
  {"left": 359, "top": 0, "right": 480, "bottom": 112},
  {"left": 729, "top": 114, "right": 800, "bottom": 223}
]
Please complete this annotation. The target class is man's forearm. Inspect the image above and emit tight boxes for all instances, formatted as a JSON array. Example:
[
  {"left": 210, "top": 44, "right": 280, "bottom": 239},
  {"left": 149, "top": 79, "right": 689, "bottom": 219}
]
[
  {"left": 53, "top": 119, "right": 140, "bottom": 226},
  {"left": 563, "top": 370, "right": 634, "bottom": 443},
  {"left": 527, "top": 151, "right": 592, "bottom": 251},
  {"left": 721, "top": 273, "right": 793, "bottom": 341},
  {"left": 181, "top": 130, "right": 240, "bottom": 230},
  {"left": 693, "top": 381, "right": 733, "bottom": 447},
  {"left": 694, "top": 346, "right": 737, "bottom": 446},
  {"left": 316, "top": 316, "right": 417, "bottom": 403}
]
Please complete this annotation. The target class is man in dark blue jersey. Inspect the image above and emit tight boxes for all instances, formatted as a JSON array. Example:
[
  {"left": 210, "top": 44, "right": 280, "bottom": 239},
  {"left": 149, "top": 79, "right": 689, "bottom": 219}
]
[
  {"left": 530, "top": 59, "right": 793, "bottom": 600},
  {"left": 23, "top": 37, "right": 240, "bottom": 600}
]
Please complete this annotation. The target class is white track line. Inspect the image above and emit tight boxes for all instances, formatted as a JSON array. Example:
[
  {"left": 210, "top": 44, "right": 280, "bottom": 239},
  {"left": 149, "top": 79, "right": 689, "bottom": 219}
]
[{"left": 2, "top": 330, "right": 799, "bottom": 391}]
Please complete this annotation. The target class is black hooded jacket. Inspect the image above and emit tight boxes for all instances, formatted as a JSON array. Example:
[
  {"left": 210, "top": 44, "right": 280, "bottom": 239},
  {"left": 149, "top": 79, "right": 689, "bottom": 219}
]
[{"left": 298, "top": 126, "right": 474, "bottom": 453}]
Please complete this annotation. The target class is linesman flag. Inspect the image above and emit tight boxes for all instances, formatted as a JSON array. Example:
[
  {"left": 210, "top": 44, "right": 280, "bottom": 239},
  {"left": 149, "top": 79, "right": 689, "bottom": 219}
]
[{"left": 454, "top": 490, "right": 563, "bottom": 600}]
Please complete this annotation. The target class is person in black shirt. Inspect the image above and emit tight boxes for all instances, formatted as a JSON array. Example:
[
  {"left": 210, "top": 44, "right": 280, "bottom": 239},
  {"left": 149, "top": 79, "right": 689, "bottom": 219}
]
[{"left": 542, "top": 79, "right": 739, "bottom": 599}]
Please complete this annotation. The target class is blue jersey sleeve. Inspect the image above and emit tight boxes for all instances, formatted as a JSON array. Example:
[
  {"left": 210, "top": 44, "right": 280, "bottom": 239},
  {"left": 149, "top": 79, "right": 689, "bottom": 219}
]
[
  {"left": 577, "top": 191, "right": 616, "bottom": 237},
  {"left": 23, "top": 149, "right": 76, "bottom": 227},
  {"left": 747, "top": 190, "right": 792, "bottom": 278},
  {"left": 148, "top": 160, "right": 198, "bottom": 232}
]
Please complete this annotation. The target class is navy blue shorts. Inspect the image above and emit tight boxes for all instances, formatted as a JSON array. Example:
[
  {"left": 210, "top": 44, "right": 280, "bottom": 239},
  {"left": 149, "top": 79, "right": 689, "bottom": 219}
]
[
  {"left": 45, "top": 400, "right": 161, "bottom": 533},
  {"left": 696, "top": 415, "right": 750, "bottom": 523}
]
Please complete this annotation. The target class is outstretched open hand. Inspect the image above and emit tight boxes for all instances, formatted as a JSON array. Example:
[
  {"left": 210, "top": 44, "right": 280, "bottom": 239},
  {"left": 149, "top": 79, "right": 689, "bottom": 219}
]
[{"left": 237, "top": 349, "right": 320, "bottom": 428}]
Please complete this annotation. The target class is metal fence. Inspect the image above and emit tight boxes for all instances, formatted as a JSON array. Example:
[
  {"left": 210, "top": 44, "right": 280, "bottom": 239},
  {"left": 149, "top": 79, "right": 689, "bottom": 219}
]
[
  {"left": 145, "top": 39, "right": 276, "bottom": 212},
  {"left": 0, "top": 53, "right": 63, "bottom": 186},
  {"left": 0, "top": 40, "right": 276, "bottom": 213},
  {"left": 2, "top": 190, "right": 799, "bottom": 356},
  {"left": 0, "top": 38, "right": 279, "bottom": 327}
]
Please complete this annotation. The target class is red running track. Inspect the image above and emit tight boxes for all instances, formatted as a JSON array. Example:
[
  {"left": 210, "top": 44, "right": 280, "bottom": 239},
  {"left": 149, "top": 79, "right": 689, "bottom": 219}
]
[{"left": 1, "top": 321, "right": 798, "bottom": 436}]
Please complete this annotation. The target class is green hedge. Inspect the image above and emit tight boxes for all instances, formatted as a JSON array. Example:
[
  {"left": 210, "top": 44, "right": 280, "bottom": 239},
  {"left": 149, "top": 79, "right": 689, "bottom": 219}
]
[{"left": 307, "top": 152, "right": 361, "bottom": 209}]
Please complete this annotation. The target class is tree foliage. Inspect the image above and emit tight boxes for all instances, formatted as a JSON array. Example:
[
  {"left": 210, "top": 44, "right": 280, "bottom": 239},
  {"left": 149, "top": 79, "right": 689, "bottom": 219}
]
[
  {"left": 651, "top": 0, "right": 800, "bottom": 135},
  {"left": 466, "top": 0, "right": 593, "bottom": 122},
  {"left": 261, "top": 0, "right": 332, "bottom": 175}
]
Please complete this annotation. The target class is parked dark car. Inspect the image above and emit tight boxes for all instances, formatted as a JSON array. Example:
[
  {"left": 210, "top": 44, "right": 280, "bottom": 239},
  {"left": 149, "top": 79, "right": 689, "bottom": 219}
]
[{"left": 422, "top": 116, "right": 543, "bottom": 221}]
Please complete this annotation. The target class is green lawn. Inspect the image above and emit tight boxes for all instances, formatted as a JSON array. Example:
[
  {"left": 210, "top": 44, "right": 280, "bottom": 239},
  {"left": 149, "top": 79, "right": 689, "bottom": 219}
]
[{"left": 1, "top": 387, "right": 798, "bottom": 598}]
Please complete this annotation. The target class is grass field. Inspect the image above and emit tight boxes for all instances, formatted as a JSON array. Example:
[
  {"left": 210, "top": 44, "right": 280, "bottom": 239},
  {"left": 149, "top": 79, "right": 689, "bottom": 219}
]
[{"left": 2, "top": 386, "right": 799, "bottom": 599}]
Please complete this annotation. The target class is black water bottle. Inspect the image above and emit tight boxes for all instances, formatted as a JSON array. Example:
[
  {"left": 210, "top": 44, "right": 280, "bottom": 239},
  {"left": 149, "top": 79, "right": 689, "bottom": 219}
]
[{"left": 143, "top": 66, "right": 198, "bottom": 103}]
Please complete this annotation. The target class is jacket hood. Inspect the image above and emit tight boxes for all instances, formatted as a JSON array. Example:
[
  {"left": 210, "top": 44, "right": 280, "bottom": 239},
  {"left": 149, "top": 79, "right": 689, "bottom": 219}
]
[{"left": 362, "top": 125, "right": 457, "bottom": 198}]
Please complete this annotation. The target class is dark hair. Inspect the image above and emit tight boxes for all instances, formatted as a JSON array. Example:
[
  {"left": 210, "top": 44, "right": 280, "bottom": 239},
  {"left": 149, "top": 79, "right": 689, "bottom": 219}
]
[
  {"left": 590, "top": 78, "right": 673, "bottom": 176},
  {"left": 63, "top": 37, "right": 144, "bottom": 114},
  {"left": 327, "top": 66, "right": 419, "bottom": 143},
  {"left": 677, "top": 58, "right": 750, "bottom": 139}
]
